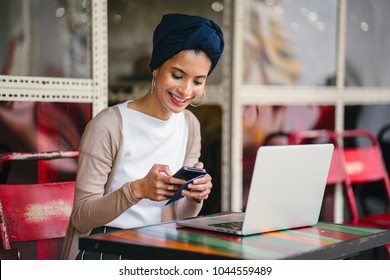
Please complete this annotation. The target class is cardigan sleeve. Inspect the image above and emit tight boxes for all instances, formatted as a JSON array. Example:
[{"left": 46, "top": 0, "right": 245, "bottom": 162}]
[{"left": 70, "top": 106, "right": 140, "bottom": 233}]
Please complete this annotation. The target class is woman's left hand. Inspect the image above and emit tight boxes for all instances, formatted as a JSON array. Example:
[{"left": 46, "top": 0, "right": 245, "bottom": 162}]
[{"left": 181, "top": 162, "right": 212, "bottom": 201}]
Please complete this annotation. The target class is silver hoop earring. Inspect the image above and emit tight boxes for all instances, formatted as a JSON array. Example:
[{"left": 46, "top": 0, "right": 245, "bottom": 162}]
[
  {"left": 190, "top": 91, "right": 206, "bottom": 107},
  {"left": 150, "top": 76, "right": 156, "bottom": 94}
]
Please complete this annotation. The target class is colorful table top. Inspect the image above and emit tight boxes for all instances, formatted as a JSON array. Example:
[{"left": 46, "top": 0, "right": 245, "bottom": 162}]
[{"left": 79, "top": 217, "right": 390, "bottom": 259}]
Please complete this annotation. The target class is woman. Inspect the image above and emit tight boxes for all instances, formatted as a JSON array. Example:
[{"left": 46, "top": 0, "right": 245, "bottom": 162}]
[{"left": 61, "top": 13, "right": 224, "bottom": 259}]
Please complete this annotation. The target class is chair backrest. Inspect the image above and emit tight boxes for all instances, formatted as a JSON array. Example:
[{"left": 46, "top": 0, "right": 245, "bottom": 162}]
[
  {"left": 338, "top": 129, "right": 390, "bottom": 205},
  {"left": 288, "top": 130, "right": 359, "bottom": 222},
  {"left": 0, "top": 151, "right": 78, "bottom": 259},
  {"left": 0, "top": 182, "right": 75, "bottom": 245}
]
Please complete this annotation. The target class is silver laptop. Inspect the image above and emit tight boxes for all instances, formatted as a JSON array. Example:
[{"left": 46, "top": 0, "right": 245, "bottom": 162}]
[{"left": 176, "top": 144, "right": 334, "bottom": 235}]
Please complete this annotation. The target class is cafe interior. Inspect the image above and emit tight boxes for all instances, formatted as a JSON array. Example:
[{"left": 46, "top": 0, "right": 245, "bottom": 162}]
[{"left": 1, "top": 0, "right": 390, "bottom": 260}]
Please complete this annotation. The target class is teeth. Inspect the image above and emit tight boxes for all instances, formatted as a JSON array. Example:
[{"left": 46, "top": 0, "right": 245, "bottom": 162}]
[{"left": 170, "top": 93, "right": 186, "bottom": 102}]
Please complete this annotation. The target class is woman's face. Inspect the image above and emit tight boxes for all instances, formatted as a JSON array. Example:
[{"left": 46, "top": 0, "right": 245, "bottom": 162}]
[{"left": 153, "top": 50, "right": 211, "bottom": 114}]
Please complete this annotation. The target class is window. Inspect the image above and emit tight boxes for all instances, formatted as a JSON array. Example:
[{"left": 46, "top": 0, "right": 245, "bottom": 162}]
[
  {"left": 0, "top": 0, "right": 92, "bottom": 78},
  {"left": 242, "top": 0, "right": 337, "bottom": 86}
]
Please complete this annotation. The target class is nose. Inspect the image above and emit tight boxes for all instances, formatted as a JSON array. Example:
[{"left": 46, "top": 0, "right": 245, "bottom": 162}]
[{"left": 178, "top": 80, "right": 193, "bottom": 98}]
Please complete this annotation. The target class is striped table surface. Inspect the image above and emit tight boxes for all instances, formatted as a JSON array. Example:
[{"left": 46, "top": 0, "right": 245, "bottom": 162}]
[{"left": 80, "top": 218, "right": 390, "bottom": 260}]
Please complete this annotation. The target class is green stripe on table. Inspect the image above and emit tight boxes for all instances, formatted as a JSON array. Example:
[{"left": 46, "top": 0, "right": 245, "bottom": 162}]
[
  {"left": 138, "top": 226, "right": 285, "bottom": 259},
  {"left": 316, "top": 222, "right": 385, "bottom": 236}
]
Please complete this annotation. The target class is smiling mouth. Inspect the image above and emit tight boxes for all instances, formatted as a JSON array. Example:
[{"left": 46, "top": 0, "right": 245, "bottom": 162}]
[{"left": 169, "top": 92, "right": 191, "bottom": 105}]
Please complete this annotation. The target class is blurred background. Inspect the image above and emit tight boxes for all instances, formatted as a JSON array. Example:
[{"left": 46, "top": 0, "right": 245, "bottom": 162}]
[{"left": 1, "top": 0, "right": 390, "bottom": 229}]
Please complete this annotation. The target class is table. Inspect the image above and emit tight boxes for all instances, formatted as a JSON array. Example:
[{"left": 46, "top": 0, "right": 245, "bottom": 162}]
[{"left": 79, "top": 215, "right": 390, "bottom": 259}]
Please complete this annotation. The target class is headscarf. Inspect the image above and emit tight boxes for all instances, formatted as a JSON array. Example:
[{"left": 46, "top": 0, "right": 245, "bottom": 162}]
[{"left": 149, "top": 13, "right": 224, "bottom": 75}]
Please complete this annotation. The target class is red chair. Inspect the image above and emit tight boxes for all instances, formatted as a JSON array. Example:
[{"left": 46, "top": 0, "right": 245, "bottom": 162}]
[
  {"left": 339, "top": 129, "right": 390, "bottom": 258},
  {"left": 339, "top": 130, "right": 390, "bottom": 222},
  {"left": 289, "top": 129, "right": 390, "bottom": 257},
  {"left": 338, "top": 129, "right": 390, "bottom": 257},
  {"left": 288, "top": 130, "right": 358, "bottom": 222},
  {"left": 0, "top": 151, "right": 78, "bottom": 259}
]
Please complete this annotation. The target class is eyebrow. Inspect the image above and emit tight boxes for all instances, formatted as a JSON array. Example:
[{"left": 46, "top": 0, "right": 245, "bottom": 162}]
[{"left": 171, "top": 66, "right": 208, "bottom": 79}]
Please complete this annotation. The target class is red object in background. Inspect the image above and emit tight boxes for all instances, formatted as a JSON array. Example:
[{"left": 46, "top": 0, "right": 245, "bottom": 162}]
[
  {"left": 0, "top": 151, "right": 78, "bottom": 260},
  {"left": 0, "top": 182, "right": 75, "bottom": 244},
  {"left": 0, "top": 101, "right": 91, "bottom": 183},
  {"left": 342, "top": 130, "right": 390, "bottom": 189},
  {"left": 339, "top": 129, "right": 390, "bottom": 258},
  {"left": 289, "top": 129, "right": 390, "bottom": 258},
  {"left": 0, "top": 101, "right": 90, "bottom": 259},
  {"left": 339, "top": 130, "right": 390, "bottom": 221}
]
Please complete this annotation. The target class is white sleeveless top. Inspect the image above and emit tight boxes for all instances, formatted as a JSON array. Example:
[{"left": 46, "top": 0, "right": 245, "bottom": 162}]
[{"left": 105, "top": 101, "right": 188, "bottom": 228}]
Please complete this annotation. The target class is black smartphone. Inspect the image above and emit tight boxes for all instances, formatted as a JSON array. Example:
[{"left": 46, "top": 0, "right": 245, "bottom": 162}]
[
  {"left": 172, "top": 166, "right": 206, "bottom": 181},
  {"left": 165, "top": 166, "right": 206, "bottom": 205}
]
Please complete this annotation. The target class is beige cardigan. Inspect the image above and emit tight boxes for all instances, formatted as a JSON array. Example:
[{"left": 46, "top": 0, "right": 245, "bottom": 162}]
[{"left": 61, "top": 105, "right": 203, "bottom": 259}]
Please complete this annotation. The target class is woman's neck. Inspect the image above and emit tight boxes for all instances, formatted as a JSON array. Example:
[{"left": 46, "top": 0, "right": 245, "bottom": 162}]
[{"left": 127, "top": 92, "right": 172, "bottom": 120}]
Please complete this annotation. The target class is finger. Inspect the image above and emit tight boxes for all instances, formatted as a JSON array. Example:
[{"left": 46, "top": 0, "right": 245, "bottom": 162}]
[
  {"left": 155, "top": 186, "right": 178, "bottom": 200},
  {"left": 182, "top": 184, "right": 211, "bottom": 200},
  {"left": 191, "top": 173, "right": 211, "bottom": 185},
  {"left": 168, "top": 177, "right": 186, "bottom": 185},
  {"left": 154, "top": 164, "right": 173, "bottom": 177},
  {"left": 193, "top": 162, "right": 204, "bottom": 169}
]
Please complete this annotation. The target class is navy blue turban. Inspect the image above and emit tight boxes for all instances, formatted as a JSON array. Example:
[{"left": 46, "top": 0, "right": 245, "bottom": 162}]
[{"left": 149, "top": 14, "right": 224, "bottom": 75}]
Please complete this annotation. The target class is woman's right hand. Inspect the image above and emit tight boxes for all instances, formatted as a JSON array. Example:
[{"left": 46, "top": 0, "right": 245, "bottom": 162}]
[{"left": 129, "top": 164, "right": 185, "bottom": 201}]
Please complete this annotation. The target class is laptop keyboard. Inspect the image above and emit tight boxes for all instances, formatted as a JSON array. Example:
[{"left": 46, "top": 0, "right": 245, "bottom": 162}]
[{"left": 209, "top": 221, "right": 243, "bottom": 230}]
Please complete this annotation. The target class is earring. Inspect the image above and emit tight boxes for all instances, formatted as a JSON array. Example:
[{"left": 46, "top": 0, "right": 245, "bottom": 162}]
[
  {"left": 150, "top": 76, "right": 156, "bottom": 94},
  {"left": 190, "top": 91, "right": 206, "bottom": 107}
]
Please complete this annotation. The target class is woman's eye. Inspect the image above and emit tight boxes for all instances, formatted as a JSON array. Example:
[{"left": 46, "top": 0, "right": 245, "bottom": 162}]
[
  {"left": 171, "top": 73, "right": 181, "bottom": 79},
  {"left": 194, "top": 81, "right": 203, "bottom": 86}
]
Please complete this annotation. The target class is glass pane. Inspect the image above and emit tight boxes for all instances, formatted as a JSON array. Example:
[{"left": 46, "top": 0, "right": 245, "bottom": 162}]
[
  {"left": 108, "top": 0, "right": 224, "bottom": 93},
  {"left": 0, "top": 101, "right": 92, "bottom": 183},
  {"left": 344, "top": 104, "right": 390, "bottom": 137},
  {"left": 0, "top": 0, "right": 92, "bottom": 78},
  {"left": 242, "top": 104, "right": 335, "bottom": 210},
  {"left": 345, "top": 0, "right": 390, "bottom": 87},
  {"left": 242, "top": 0, "right": 337, "bottom": 86}
]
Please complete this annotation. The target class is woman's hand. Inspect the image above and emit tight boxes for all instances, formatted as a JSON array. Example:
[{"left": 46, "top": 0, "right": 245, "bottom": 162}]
[
  {"left": 181, "top": 162, "right": 213, "bottom": 202},
  {"left": 129, "top": 164, "right": 185, "bottom": 201}
]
